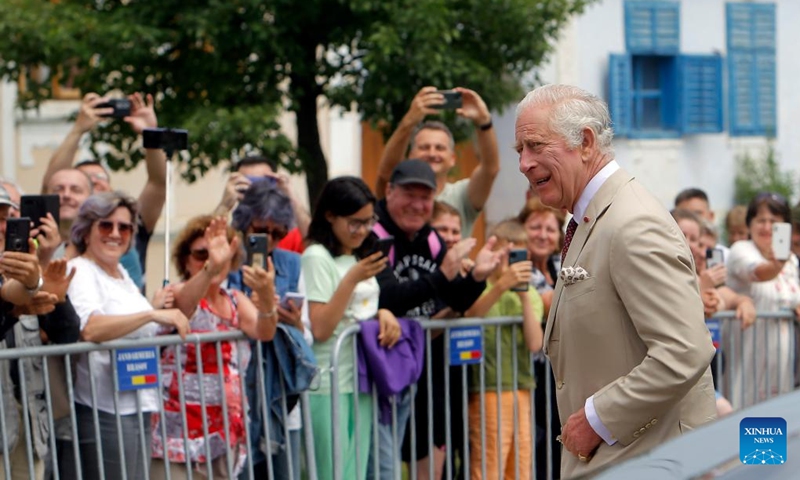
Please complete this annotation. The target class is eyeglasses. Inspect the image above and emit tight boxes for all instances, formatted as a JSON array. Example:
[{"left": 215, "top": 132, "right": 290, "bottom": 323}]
[
  {"left": 251, "top": 225, "right": 288, "bottom": 240},
  {"left": 96, "top": 220, "right": 133, "bottom": 239},
  {"left": 190, "top": 248, "right": 209, "bottom": 262},
  {"left": 346, "top": 214, "right": 379, "bottom": 234}
]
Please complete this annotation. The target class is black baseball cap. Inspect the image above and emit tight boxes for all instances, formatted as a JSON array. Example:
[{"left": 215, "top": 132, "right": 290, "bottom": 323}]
[{"left": 389, "top": 159, "right": 436, "bottom": 190}]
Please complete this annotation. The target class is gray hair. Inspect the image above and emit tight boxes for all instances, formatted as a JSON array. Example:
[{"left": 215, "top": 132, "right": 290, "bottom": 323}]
[
  {"left": 70, "top": 191, "right": 138, "bottom": 254},
  {"left": 232, "top": 180, "right": 294, "bottom": 233},
  {"left": 516, "top": 84, "right": 614, "bottom": 156},
  {"left": 409, "top": 121, "right": 456, "bottom": 151}
]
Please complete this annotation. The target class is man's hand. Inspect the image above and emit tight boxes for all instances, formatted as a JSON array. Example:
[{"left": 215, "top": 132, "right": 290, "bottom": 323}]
[
  {"left": 217, "top": 173, "right": 251, "bottom": 214},
  {"left": 11, "top": 292, "right": 59, "bottom": 316},
  {"left": 561, "top": 407, "right": 602, "bottom": 462},
  {"left": 74, "top": 93, "right": 113, "bottom": 134},
  {"left": 701, "top": 289, "right": 722, "bottom": 318},
  {"left": 454, "top": 87, "right": 491, "bottom": 126},
  {"left": 377, "top": 308, "right": 401, "bottom": 348},
  {"left": 41, "top": 259, "right": 76, "bottom": 304},
  {"left": 401, "top": 86, "right": 444, "bottom": 126},
  {"left": 124, "top": 92, "right": 158, "bottom": 135},
  {"left": 32, "top": 213, "right": 62, "bottom": 268},
  {"left": 736, "top": 296, "right": 756, "bottom": 329},
  {"left": 441, "top": 238, "right": 477, "bottom": 280}
]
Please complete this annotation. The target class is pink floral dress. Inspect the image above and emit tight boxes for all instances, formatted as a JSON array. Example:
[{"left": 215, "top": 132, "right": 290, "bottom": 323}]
[{"left": 151, "top": 289, "right": 250, "bottom": 474}]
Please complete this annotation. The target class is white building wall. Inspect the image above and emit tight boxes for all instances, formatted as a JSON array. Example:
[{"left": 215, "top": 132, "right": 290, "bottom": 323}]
[{"left": 487, "top": 0, "right": 800, "bottom": 231}]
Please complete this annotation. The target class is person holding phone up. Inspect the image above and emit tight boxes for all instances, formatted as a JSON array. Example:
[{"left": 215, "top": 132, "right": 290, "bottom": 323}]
[
  {"left": 725, "top": 192, "right": 800, "bottom": 408},
  {"left": 302, "top": 176, "right": 402, "bottom": 480},
  {"left": 228, "top": 179, "right": 314, "bottom": 480}
]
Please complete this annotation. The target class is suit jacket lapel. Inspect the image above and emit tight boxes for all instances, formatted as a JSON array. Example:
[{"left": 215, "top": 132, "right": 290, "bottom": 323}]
[{"left": 543, "top": 169, "right": 635, "bottom": 352}]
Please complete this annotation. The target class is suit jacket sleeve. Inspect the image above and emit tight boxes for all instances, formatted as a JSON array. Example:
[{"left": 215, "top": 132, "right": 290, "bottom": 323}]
[{"left": 592, "top": 212, "right": 715, "bottom": 446}]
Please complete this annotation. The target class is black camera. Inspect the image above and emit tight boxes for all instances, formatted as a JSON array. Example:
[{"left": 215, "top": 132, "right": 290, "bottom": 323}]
[
  {"left": 5, "top": 218, "right": 31, "bottom": 253},
  {"left": 97, "top": 98, "right": 131, "bottom": 118},
  {"left": 143, "top": 128, "right": 189, "bottom": 152}
]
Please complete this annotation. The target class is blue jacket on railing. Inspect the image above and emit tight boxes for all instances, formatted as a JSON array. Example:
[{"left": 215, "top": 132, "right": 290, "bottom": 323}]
[{"left": 262, "top": 323, "right": 318, "bottom": 453}]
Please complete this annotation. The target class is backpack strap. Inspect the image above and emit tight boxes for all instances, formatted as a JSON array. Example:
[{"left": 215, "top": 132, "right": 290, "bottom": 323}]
[
  {"left": 372, "top": 222, "right": 396, "bottom": 266},
  {"left": 427, "top": 231, "right": 442, "bottom": 259}
]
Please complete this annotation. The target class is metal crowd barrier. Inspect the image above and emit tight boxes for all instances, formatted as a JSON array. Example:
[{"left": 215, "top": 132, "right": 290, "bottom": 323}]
[
  {"left": 708, "top": 310, "right": 798, "bottom": 410},
  {"left": 0, "top": 311, "right": 796, "bottom": 480},
  {"left": 0, "top": 331, "right": 313, "bottom": 480},
  {"left": 326, "top": 317, "right": 560, "bottom": 480}
]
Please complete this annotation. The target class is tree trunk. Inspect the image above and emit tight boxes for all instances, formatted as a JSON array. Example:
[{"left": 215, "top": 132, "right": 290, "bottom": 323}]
[{"left": 294, "top": 81, "right": 328, "bottom": 210}]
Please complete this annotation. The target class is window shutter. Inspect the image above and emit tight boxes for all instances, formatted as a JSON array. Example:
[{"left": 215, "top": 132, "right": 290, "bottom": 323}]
[
  {"left": 727, "top": 3, "right": 777, "bottom": 136},
  {"left": 679, "top": 55, "right": 723, "bottom": 134},
  {"left": 625, "top": 1, "right": 680, "bottom": 54},
  {"left": 608, "top": 54, "right": 633, "bottom": 137}
]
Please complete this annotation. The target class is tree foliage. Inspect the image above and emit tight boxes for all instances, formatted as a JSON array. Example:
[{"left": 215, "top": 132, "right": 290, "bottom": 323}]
[
  {"left": 734, "top": 144, "right": 797, "bottom": 206},
  {"left": 0, "top": 0, "right": 593, "bottom": 197}
]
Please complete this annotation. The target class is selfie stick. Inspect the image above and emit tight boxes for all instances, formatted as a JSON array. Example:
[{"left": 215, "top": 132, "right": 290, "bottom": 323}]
[{"left": 163, "top": 150, "right": 173, "bottom": 287}]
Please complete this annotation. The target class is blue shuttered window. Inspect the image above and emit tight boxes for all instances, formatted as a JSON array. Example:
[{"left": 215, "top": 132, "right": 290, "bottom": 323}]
[
  {"left": 727, "top": 3, "right": 777, "bottom": 136},
  {"left": 608, "top": 54, "right": 633, "bottom": 136},
  {"left": 679, "top": 55, "right": 724, "bottom": 134},
  {"left": 625, "top": 1, "right": 680, "bottom": 55}
]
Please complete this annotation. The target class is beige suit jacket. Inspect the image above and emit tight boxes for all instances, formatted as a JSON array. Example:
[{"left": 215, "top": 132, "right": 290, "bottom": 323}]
[{"left": 544, "top": 169, "right": 717, "bottom": 478}]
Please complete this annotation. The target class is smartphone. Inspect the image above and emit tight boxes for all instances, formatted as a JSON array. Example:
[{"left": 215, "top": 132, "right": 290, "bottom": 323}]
[
  {"left": 369, "top": 236, "right": 394, "bottom": 258},
  {"left": 705, "top": 247, "right": 724, "bottom": 269},
  {"left": 246, "top": 234, "right": 269, "bottom": 269},
  {"left": 97, "top": 98, "right": 131, "bottom": 118},
  {"left": 772, "top": 222, "right": 792, "bottom": 261},
  {"left": 280, "top": 292, "right": 305, "bottom": 310},
  {"left": 142, "top": 127, "right": 189, "bottom": 152},
  {"left": 20, "top": 194, "right": 60, "bottom": 229},
  {"left": 508, "top": 248, "right": 529, "bottom": 292},
  {"left": 4, "top": 217, "right": 31, "bottom": 253},
  {"left": 433, "top": 90, "right": 462, "bottom": 110}
]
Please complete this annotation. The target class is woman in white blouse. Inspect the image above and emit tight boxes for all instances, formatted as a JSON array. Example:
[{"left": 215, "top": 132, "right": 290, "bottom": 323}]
[
  {"left": 67, "top": 191, "right": 189, "bottom": 480},
  {"left": 726, "top": 192, "right": 800, "bottom": 408}
]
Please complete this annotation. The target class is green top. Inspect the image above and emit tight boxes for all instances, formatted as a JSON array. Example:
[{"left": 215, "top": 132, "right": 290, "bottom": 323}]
[
  {"left": 302, "top": 244, "right": 380, "bottom": 394},
  {"left": 469, "top": 283, "right": 543, "bottom": 392}
]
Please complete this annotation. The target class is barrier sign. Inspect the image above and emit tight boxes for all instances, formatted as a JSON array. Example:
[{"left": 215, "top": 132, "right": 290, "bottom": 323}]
[
  {"left": 449, "top": 326, "right": 482, "bottom": 366},
  {"left": 116, "top": 347, "right": 159, "bottom": 391},
  {"left": 706, "top": 319, "right": 721, "bottom": 350}
]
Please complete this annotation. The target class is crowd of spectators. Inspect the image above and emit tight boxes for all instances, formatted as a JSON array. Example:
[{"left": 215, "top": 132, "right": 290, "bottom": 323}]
[{"left": 0, "top": 86, "right": 797, "bottom": 480}]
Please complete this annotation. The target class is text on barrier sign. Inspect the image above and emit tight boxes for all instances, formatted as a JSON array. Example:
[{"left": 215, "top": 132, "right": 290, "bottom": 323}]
[
  {"left": 449, "top": 326, "right": 483, "bottom": 366},
  {"left": 116, "top": 347, "right": 159, "bottom": 391}
]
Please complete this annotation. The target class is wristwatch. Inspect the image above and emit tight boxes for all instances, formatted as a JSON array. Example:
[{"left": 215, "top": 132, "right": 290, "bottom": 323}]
[{"left": 26, "top": 276, "right": 43, "bottom": 296}]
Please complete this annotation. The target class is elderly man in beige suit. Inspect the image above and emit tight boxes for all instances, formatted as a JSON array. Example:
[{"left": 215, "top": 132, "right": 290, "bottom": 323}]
[{"left": 515, "top": 84, "right": 717, "bottom": 478}]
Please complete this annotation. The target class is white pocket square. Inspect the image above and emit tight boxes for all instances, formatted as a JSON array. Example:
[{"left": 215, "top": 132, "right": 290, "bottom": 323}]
[{"left": 560, "top": 266, "right": 590, "bottom": 285}]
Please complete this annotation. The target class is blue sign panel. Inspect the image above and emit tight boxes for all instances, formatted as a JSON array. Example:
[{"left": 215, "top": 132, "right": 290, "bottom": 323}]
[
  {"left": 115, "top": 347, "right": 159, "bottom": 391},
  {"left": 706, "top": 318, "right": 721, "bottom": 350},
  {"left": 449, "top": 326, "right": 483, "bottom": 366}
]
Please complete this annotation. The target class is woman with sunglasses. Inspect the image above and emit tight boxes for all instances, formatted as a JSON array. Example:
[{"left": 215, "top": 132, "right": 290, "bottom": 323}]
[
  {"left": 726, "top": 192, "right": 800, "bottom": 408},
  {"left": 302, "top": 176, "right": 401, "bottom": 480},
  {"left": 66, "top": 191, "right": 190, "bottom": 480},
  {"left": 150, "top": 215, "right": 277, "bottom": 479},
  {"left": 230, "top": 179, "right": 311, "bottom": 480}
]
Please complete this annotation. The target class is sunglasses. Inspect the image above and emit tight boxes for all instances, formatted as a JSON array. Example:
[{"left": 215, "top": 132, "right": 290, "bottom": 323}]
[
  {"left": 251, "top": 225, "right": 287, "bottom": 240},
  {"left": 96, "top": 220, "right": 133, "bottom": 238},
  {"left": 190, "top": 248, "right": 209, "bottom": 262}
]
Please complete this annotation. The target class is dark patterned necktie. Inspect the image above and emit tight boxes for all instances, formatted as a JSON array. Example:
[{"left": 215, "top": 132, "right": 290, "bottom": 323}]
[{"left": 561, "top": 218, "right": 579, "bottom": 265}]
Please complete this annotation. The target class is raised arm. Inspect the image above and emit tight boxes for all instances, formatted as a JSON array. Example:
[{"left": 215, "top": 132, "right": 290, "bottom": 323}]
[
  {"left": 41, "top": 93, "right": 112, "bottom": 192},
  {"left": 375, "top": 87, "right": 443, "bottom": 199},
  {"left": 455, "top": 87, "right": 499, "bottom": 211},
  {"left": 126, "top": 93, "right": 167, "bottom": 233}
]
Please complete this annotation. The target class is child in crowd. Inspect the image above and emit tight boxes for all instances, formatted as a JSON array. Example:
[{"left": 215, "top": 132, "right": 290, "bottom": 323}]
[
  {"left": 725, "top": 205, "right": 749, "bottom": 246},
  {"left": 430, "top": 201, "right": 463, "bottom": 249},
  {"left": 464, "top": 219, "right": 543, "bottom": 480}
]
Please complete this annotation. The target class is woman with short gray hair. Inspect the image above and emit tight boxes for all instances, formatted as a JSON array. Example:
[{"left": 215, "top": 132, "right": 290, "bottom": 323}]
[{"left": 66, "top": 191, "right": 190, "bottom": 480}]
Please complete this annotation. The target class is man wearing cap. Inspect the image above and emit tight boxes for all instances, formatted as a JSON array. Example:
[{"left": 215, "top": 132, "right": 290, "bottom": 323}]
[
  {"left": 375, "top": 87, "right": 500, "bottom": 238},
  {"left": 372, "top": 159, "right": 501, "bottom": 480}
]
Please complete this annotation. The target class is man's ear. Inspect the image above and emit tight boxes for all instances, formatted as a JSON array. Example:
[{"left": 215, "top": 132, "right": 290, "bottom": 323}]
[
  {"left": 581, "top": 126, "right": 597, "bottom": 161},
  {"left": 385, "top": 183, "right": 393, "bottom": 199}
]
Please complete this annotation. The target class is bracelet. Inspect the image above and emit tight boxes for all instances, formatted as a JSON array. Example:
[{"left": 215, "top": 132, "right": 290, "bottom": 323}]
[
  {"left": 258, "top": 307, "right": 278, "bottom": 319},
  {"left": 478, "top": 119, "right": 493, "bottom": 131}
]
